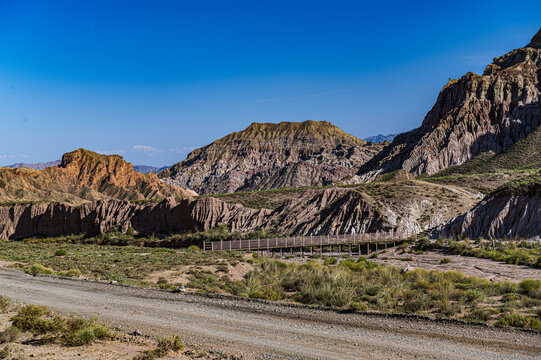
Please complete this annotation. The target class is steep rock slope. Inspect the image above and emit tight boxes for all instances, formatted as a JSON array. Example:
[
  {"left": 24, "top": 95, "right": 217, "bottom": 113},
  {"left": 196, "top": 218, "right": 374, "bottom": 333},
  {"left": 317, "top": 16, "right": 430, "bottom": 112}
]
[
  {"left": 0, "top": 182, "right": 479, "bottom": 240},
  {"left": 356, "top": 28, "right": 541, "bottom": 180},
  {"left": 0, "top": 189, "right": 383, "bottom": 240},
  {"left": 435, "top": 175, "right": 541, "bottom": 239},
  {"left": 160, "top": 120, "right": 382, "bottom": 194},
  {"left": 0, "top": 149, "right": 195, "bottom": 205}
]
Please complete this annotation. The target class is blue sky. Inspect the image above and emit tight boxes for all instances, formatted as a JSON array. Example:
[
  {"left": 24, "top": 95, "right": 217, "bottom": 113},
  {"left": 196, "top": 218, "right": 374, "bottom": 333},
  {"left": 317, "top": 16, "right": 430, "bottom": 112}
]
[{"left": 1, "top": 0, "right": 540, "bottom": 166}]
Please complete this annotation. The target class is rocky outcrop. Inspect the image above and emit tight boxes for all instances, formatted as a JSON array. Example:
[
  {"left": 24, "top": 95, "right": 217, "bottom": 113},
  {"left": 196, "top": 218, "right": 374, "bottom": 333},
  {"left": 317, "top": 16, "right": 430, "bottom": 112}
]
[
  {"left": 356, "top": 28, "right": 541, "bottom": 181},
  {"left": 0, "top": 149, "right": 195, "bottom": 205},
  {"left": 160, "top": 120, "right": 383, "bottom": 194},
  {"left": 0, "top": 188, "right": 388, "bottom": 240},
  {"left": 434, "top": 180, "right": 541, "bottom": 239}
]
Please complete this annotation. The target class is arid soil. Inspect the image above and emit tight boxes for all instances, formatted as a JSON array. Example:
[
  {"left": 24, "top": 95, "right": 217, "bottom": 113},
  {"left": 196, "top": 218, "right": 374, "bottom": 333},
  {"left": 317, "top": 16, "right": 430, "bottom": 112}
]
[
  {"left": 370, "top": 249, "right": 541, "bottom": 282},
  {"left": 0, "top": 268, "right": 539, "bottom": 360}
]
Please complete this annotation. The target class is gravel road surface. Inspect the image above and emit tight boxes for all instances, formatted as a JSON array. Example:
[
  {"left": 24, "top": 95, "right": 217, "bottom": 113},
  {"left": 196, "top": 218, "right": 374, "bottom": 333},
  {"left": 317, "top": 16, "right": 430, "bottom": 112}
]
[{"left": 0, "top": 268, "right": 539, "bottom": 359}]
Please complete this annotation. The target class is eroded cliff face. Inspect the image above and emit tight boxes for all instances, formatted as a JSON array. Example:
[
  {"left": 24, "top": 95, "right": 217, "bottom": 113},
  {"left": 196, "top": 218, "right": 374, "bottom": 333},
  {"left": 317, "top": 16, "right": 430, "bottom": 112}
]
[
  {"left": 0, "top": 149, "right": 195, "bottom": 205},
  {"left": 0, "top": 181, "right": 479, "bottom": 240},
  {"left": 356, "top": 28, "right": 541, "bottom": 181},
  {"left": 434, "top": 181, "right": 541, "bottom": 239},
  {"left": 0, "top": 188, "right": 388, "bottom": 240},
  {"left": 160, "top": 120, "right": 382, "bottom": 195}
]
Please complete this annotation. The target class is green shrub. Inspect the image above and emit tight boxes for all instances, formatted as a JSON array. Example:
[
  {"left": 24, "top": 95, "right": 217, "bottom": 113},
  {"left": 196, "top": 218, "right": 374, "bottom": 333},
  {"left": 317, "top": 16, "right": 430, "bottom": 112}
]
[
  {"left": 324, "top": 257, "right": 338, "bottom": 265},
  {"left": 350, "top": 302, "right": 369, "bottom": 311},
  {"left": 27, "top": 263, "right": 55, "bottom": 276},
  {"left": 497, "top": 313, "right": 541, "bottom": 330},
  {"left": 64, "top": 269, "right": 82, "bottom": 277},
  {"left": 440, "top": 258, "right": 452, "bottom": 264},
  {"left": 67, "top": 327, "right": 95, "bottom": 346},
  {"left": 54, "top": 249, "right": 68, "bottom": 256},
  {"left": 519, "top": 279, "right": 541, "bottom": 298}
]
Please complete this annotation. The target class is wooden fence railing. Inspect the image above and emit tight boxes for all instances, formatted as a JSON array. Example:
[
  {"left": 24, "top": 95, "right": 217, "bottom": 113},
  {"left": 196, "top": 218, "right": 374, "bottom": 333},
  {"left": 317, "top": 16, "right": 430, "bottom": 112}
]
[{"left": 203, "top": 230, "right": 409, "bottom": 251}]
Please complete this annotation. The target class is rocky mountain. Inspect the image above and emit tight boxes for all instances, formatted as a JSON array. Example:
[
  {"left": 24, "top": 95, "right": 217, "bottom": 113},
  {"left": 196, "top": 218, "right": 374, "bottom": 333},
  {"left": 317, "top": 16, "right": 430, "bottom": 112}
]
[
  {"left": 356, "top": 28, "right": 541, "bottom": 181},
  {"left": 0, "top": 149, "right": 195, "bottom": 205},
  {"left": 3, "top": 160, "right": 61, "bottom": 170},
  {"left": 434, "top": 174, "right": 541, "bottom": 239},
  {"left": 363, "top": 134, "right": 397, "bottom": 144},
  {"left": 160, "top": 120, "right": 383, "bottom": 195}
]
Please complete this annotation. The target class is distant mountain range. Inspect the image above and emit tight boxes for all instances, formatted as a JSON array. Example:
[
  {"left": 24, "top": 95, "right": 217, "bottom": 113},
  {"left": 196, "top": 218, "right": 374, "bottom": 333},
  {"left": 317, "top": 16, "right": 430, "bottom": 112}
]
[
  {"left": 3, "top": 161, "right": 169, "bottom": 174},
  {"left": 3, "top": 160, "right": 61, "bottom": 170},
  {"left": 363, "top": 134, "right": 397, "bottom": 144}
]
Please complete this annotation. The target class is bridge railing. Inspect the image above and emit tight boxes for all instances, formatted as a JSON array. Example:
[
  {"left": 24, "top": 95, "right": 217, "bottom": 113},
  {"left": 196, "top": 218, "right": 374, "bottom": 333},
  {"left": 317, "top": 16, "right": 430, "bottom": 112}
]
[{"left": 203, "top": 230, "right": 410, "bottom": 251}]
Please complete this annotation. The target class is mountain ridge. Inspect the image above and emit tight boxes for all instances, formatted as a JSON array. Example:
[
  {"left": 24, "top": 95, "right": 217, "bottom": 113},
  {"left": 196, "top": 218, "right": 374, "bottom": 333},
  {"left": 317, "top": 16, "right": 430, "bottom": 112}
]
[
  {"left": 354, "top": 28, "right": 541, "bottom": 181},
  {"left": 161, "top": 120, "right": 383, "bottom": 194},
  {"left": 0, "top": 148, "right": 195, "bottom": 205}
]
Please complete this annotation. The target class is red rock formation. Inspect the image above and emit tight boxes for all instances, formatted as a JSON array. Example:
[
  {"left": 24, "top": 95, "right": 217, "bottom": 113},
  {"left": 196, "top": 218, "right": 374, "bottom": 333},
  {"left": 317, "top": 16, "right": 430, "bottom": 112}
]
[{"left": 0, "top": 149, "right": 195, "bottom": 205}]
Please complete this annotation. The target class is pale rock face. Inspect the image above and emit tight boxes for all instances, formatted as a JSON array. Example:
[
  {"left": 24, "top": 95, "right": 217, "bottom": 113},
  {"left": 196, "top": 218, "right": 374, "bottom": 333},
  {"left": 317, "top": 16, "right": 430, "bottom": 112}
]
[
  {"left": 160, "top": 120, "right": 382, "bottom": 195},
  {"left": 358, "top": 29, "right": 541, "bottom": 180},
  {"left": 434, "top": 184, "right": 541, "bottom": 239}
]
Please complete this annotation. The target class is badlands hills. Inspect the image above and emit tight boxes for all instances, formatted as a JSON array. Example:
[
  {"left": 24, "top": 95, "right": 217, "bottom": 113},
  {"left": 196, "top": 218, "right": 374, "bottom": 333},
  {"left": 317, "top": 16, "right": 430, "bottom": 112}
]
[{"left": 1, "top": 28, "right": 541, "bottom": 240}]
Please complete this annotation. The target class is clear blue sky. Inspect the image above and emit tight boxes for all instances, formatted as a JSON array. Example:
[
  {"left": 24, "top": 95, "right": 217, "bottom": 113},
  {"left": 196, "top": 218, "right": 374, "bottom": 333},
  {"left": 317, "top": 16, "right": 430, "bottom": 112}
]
[{"left": 1, "top": 0, "right": 540, "bottom": 166}]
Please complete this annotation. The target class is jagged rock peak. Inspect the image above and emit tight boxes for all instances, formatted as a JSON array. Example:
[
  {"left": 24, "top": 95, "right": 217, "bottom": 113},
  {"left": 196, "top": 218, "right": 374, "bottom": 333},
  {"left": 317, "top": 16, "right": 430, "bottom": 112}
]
[
  {"left": 527, "top": 27, "right": 541, "bottom": 49},
  {"left": 60, "top": 148, "right": 125, "bottom": 168}
]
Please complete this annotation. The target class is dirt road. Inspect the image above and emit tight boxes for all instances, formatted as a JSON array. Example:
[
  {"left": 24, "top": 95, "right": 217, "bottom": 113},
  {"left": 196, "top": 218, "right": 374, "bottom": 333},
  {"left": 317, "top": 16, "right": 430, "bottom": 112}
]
[{"left": 0, "top": 268, "right": 538, "bottom": 359}]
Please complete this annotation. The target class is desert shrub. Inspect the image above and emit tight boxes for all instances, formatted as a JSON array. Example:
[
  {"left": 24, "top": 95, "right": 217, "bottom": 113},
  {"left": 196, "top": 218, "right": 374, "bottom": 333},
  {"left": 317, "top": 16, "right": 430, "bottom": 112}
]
[
  {"left": 54, "top": 249, "right": 68, "bottom": 256},
  {"left": 156, "top": 277, "right": 168, "bottom": 285},
  {"left": 27, "top": 263, "right": 55, "bottom": 276},
  {"left": 0, "top": 345, "right": 9, "bottom": 360},
  {"left": 64, "top": 269, "right": 82, "bottom": 277},
  {"left": 11, "top": 305, "right": 113, "bottom": 346},
  {"left": 133, "top": 335, "right": 184, "bottom": 360},
  {"left": 463, "top": 289, "right": 485, "bottom": 304},
  {"left": 467, "top": 307, "right": 498, "bottom": 322},
  {"left": 0, "top": 326, "right": 20, "bottom": 344},
  {"left": 324, "top": 257, "right": 338, "bottom": 265},
  {"left": 0, "top": 296, "right": 10, "bottom": 313},
  {"left": 440, "top": 258, "right": 452, "bottom": 264},
  {"left": 497, "top": 313, "right": 541, "bottom": 331},
  {"left": 519, "top": 279, "right": 541, "bottom": 299},
  {"left": 186, "top": 245, "right": 200, "bottom": 252}
]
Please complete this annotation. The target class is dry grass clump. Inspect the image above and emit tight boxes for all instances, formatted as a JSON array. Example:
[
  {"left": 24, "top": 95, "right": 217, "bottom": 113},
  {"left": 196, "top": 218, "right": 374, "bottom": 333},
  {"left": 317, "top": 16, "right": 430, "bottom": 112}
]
[
  {"left": 10, "top": 304, "right": 114, "bottom": 346},
  {"left": 132, "top": 335, "right": 184, "bottom": 360}
]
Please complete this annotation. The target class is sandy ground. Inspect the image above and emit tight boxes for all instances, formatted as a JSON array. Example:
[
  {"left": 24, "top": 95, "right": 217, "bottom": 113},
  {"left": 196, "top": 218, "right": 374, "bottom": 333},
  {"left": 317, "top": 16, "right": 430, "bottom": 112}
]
[
  {"left": 370, "top": 249, "right": 541, "bottom": 282},
  {"left": 0, "top": 268, "right": 539, "bottom": 360}
]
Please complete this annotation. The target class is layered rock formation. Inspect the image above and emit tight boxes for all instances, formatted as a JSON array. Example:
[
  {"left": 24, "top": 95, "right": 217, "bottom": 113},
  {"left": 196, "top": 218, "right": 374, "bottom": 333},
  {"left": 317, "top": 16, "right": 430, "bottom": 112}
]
[
  {"left": 0, "top": 149, "right": 195, "bottom": 205},
  {"left": 0, "top": 188, "right": 385, "bottom": 240},
  {"left": 356, "top": 28, "right": 541, "bottom": 181},
  {"left": 435, "top": 178, "right": 541, "bottom": 239},
  {"left": 0, "top": 180, "right": 479, "bottom": 240},
  {"left": 160, "top": 120, "right": 383, "bottom": 194}
]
